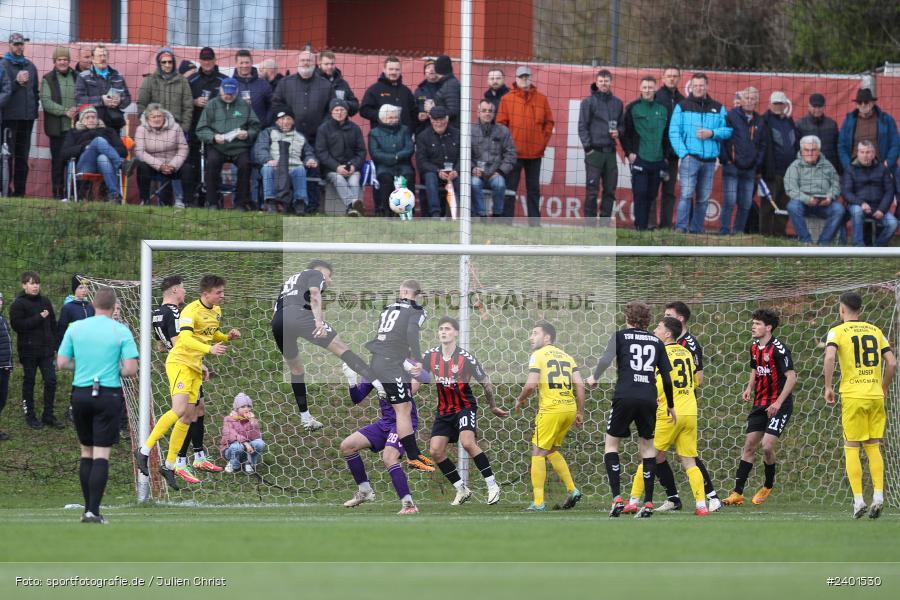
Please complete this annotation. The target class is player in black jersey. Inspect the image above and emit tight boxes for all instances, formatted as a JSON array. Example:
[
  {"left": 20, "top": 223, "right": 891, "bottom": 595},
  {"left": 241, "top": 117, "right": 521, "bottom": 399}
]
[
  {"left": 151, "top": 276, "right": 221, "bottom": 479},
  {"left": 418, "top": 316, "right": 508, "bottom": 506},
  {"left": 723, "top": 308, "right": 797, "bottom": 507},
  {"left": 587, "top": 301, "right": 675, "bottom": 518},
  {"left": 365, "top": 279, "right": 434, "bottom": 471},
  {"left": 640, "top": 300, "right": 720, "bottom": 512},
  {"left": 271, "top": 260, "right": 385, "bottom": 432}
]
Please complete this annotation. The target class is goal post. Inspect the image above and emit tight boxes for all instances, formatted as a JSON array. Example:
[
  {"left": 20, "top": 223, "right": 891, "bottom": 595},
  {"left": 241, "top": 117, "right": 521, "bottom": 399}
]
[{"left": 121, "top": 242, "right": 900, "bottom": 506}]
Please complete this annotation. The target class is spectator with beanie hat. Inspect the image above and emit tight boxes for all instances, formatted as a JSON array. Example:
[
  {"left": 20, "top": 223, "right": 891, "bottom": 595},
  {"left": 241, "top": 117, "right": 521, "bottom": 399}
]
[
  {"left": 41, "top": 47, "right": 78, "bottom": 199},
  {"left": 432, "top": 55, "right": 461, "bottom": 128},
  {"left": 796, "top": 93, "right": 841, "bottom": 174},
  {"left": 60, "top": 104, "right": 128, "bottom": 202},
  {"left": 316, "top": 98, "right": 366, "bottom": 216},
  {"left": 220, "top": 393, "right": 265, "bottom": 474}
]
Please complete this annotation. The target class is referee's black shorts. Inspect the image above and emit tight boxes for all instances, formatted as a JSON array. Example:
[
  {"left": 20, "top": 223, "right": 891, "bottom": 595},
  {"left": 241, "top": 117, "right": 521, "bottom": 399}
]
[{"left": 71, "top": 386, "right": 124, "bottom": 447}]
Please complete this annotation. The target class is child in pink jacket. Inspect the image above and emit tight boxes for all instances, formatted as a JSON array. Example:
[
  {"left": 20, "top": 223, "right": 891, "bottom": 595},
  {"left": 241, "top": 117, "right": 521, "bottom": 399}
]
[{"left": 220, "top": 393, "right": 265, "bottom": 473}]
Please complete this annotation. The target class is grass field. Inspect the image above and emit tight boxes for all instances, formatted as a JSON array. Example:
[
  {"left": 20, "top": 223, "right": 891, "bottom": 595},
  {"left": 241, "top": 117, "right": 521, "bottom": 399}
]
[
  {"left": 2, "top": 198, "right": 900, "bottom": 599},
  {"left": 2, "top": 501, "right": 899, "bottom": 600}
]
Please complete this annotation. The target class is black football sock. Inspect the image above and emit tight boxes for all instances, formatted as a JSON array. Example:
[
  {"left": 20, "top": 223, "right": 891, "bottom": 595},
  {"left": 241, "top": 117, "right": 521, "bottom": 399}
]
[
  {"left": 604, "top": 452, "right": 621, "bottom": 497},
  {"left": 88, "top": 458, "right": 109, "bottom": 516},
  {"left": 734, "top": 459, "right": 753, "bottom": 494},
  {"left": 656, "top": 459, "right": 679, "bottom": 500},
  {"left": 291, "top": 378, "right": 308, "bottom": 413},
  {"left": 400, "top": 434, "right": 423, "bottom": 461},
  {"left": 472, "top": 451, "right": 494, "bottom": 480},
  {"left": 79, "top": 458, "right": 92, "bottom": 509},
  {"left": 695, "top": 457, "right": 717, "bottom": 497},
  {"left": 178, "top": 421, "right": 194, "bottom": 458},
  {"left": 192, "top": 415, "right": 205, "bottom": 455},
  {"left": 340, "top": 350, "right": 377, "bottom": 382},
  {"left": 764, "top": 462, "right": 776, "bottom": 488},
  {"left": 437, "top": 459, "right": 461, "bottom": 485},
  {"left": 642, "top": 457, "right": 657, "bottom": 504}
]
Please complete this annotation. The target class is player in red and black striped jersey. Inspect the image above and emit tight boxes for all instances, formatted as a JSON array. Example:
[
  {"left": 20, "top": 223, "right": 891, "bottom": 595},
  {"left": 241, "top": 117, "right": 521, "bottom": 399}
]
[
  {"left": 723, "top": 308, "right": 797, "bottom": 507},
  {"left": 418, "top": 316, "right": 508, "bottom": 506},
  {"left": 639, "top": 301, "right": 719, "bottom": 512}
]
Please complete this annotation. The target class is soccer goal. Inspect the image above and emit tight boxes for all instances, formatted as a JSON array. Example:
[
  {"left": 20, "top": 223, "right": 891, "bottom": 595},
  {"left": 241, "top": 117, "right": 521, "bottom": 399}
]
[{"left": 86, "top": 243, "right": 900, "bottom": 507}]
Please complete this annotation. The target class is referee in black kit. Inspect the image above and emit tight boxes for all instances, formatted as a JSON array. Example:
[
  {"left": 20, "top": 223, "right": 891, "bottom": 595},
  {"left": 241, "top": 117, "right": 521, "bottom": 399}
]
[{"left": 57, "top": 287, "right": 139, "bottom": 524}]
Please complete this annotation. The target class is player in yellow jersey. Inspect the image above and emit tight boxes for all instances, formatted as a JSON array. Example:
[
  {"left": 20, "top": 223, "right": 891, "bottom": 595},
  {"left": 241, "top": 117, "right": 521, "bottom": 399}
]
[
  {"left": 515, "top": 321, "right": 585, "bottom": 512},
  {"left": 135, "top": 275, "right": 240, "bottom": 490},
  {"left": 824, "top": 292, "right": 895, "bottom": 519},
  {"left": 624, "top": 317, "right": 709, "bottom": 516}
]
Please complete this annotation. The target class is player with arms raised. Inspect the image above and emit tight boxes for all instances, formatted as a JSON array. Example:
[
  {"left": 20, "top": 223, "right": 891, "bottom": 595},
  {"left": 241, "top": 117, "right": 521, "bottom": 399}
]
[
  {"left": 515, "top": 321, "right": 585, "bottom": 512},
  {"left": 420, "top": 316, "right": 508, "bottom": 506},
  {"left": 136, "top": 275, "right": 239, "bottom": 490},
  {"left": 272, "top": 260, "right": 385, "bottom": 431},
  {"left": 151, "top": 276, "right": 221, "bottom": 481},
  {"left": 624, "top": 317, "right": 709, "bottom": 516},
  {"left": 722, "top": 308, "right": 797, "bottom": 507},
  {"left": 823, "top": 292, "right": 895, "bottom": 518},
  {"left": 365, "top": 279, "right": 434, "bottom": 473},
  {"left": 588, "top": 301, "right": 674, "bottom": 518}
]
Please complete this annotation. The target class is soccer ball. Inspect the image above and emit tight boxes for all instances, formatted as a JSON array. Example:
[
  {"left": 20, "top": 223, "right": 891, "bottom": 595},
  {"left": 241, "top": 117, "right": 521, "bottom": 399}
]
[{"left": 388, "top": 187, "right": 416, "bottom": 214}]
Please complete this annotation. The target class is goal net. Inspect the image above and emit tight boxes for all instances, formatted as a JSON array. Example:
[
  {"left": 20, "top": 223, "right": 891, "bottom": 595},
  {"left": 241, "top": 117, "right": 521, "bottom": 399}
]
[{"left": 82, "top": 244, "right": 900, "bottom": 508}]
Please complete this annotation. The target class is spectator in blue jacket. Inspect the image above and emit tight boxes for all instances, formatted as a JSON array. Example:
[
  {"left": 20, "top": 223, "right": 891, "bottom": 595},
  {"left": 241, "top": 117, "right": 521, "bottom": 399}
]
[
  {"left": 57, "top": 275, "right": 95, "bottom": 347},
  {"left": 719, "top": 86, "right": 762, "bottom": 235},
  {"left": 668, "top": 73, "right": 732, "bottom": 233},
  {"left": 233, "top": 49, "right": 273, "bottom": 127},
  {"left": 838, "top": 88, "right": 900, "bottom": 170},
  {"left": 842, "top": 140, "right": 898, "bottom": 246},
  {"left": 0, "top": 292, "right": 12, "bottom": 440}
]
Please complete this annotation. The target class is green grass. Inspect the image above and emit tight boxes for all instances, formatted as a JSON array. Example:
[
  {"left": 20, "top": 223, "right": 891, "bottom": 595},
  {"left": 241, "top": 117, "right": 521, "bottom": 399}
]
[{"left": 1, "top": 502, "right": 899, "bottom": 600}]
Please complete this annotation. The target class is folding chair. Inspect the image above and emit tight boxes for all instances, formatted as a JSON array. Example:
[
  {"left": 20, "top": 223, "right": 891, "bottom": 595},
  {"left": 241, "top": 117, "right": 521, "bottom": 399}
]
[{"left": 66, "top": 135, "right": 132, "bottom": 204}]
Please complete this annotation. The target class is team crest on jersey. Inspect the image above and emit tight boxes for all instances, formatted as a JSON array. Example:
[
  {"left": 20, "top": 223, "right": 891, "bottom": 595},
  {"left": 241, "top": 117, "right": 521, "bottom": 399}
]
[
  {"left": 177, "top": 382, "right": 184, "bottom": 389},
  {"left": 451, "top": 364, "right": 459, "bottom": 374},
  {"left": 763, "top": 354, "right": 769, "bottom": 362}
]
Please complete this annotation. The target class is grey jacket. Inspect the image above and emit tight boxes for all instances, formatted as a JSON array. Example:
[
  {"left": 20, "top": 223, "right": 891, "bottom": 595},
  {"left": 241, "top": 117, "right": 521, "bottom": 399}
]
[
  {"left": 784, "top": 152, "right": 841, "bottom": 204},
  {"left": 471, "top": 121, "right": 517, "bottom": 178},
  {"left": 0, "top": 56, "right": 38, "bottom": 119},
  {"left": 578, "top": 83, "right": 624, "bottom": 151}
]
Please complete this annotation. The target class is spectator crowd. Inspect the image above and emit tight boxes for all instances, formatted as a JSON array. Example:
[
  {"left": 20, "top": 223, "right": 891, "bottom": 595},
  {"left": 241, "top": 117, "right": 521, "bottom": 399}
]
[{"left": 2, "top": 35, "right": 899, "bottom": 243}]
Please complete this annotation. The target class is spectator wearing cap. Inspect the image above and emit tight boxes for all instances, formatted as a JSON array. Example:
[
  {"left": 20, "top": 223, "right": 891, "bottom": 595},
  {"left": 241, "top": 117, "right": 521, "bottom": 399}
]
[
  {"left": 195, "top": 77, "right": 260, "bottom": 210},
  {"left": 0, "top": 291, "right": 12, "bottom": 441},
  {"left": 60, "top": 105, "right": 128, "bottom": 202},
  {"left": 368, "top": 103, "right": 414, "bottom": 216},
  {"left": 578, "top": 68, "right": 624, "bottom": 224},
  {"left": 414, "top": 59, "right": 441, "bottom": 135},
  {"left": 719, "top": 87, "right": 763, "bottom": 235},
  {"left": 484, "top": 68, "right": 509, "bottom": 115},
  {"left": 58, "top": 275, "right": 95, "bottom": 348},
  {"left": 220, "top": 393, "right": 265, "bottom": 474},
  {"left": 316, "top": 51, "right": 359, "bottom": 116},
  {"left": 40, "top": 47, "right": 78, "bottom": 200},
  {"left": 1, "top": 33, "right": 39, "bottom": 196},
  {"left": 9, "top": 271, "right": 61, "bottom": 430},
  {"left": 497, "top": 65, "right": 554, "bottom": 224},
  {"left": 316, "top": 98, "right": 367, "bottom": 216},
  {"left": 137, "top": 47, "right": 193, "bottom": 132},
  {"left": 360, "top": 56, "right": 419, "bottom": 135},
  {"left": 254, "top": 107, "right": 318, "bottom": 214},
  {"left": 134, "top": 103, "right": 189, "bottom": 207},
  {"left": 758, "top": 91, "right": 799, "bottom": 236},
  {"left": 842, "top": 139, "right": 898, "bottom": 246},
  {"left": 75, "top": 44, "right": 131, "bottom": 131},
  {"left": 57, "top": 287, "right": 139, "bottom": 524},
  {"left": 796, "top": 93, "right": 841, "bottom": 174},
  {"left": 272, "top": 49, "right": 335, "bottom": 214},
  {"left": 416, "top": 105, "right": 460, "bottom": 217},
  {"left": 432, "top": 55, "right": 461, "bottom": 128},
  {"left": 183, "top": 46, "right": 225, "bottom": 207},
  {"left": 838, "top": 88, "right": 900, "bottom": 170}
]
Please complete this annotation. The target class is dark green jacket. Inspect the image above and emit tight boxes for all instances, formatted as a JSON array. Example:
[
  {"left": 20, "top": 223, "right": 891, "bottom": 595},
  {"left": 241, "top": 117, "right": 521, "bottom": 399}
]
[
  {"left": 40, "top": 68, "right": 77, "bottom": 137},
  {"left": 622, "top": 98, "right": 669, "bottom": 163},
  {"left": 196, "top": 96, "right": 260, "bottom": 156}
]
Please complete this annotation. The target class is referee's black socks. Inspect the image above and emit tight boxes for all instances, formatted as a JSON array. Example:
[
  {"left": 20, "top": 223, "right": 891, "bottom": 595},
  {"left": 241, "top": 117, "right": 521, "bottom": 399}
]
[
  {"left": 604, "top": 452, "right": 621, "bottom": 497},
  {"left": 79, "top": 458, "right": 92, "bottom": 508},
  {"left": 642, "top": 457, "right": 657, "bottom": 504},
  {"left": 88, "top": 458, "right": 109, "bottom": 516}
]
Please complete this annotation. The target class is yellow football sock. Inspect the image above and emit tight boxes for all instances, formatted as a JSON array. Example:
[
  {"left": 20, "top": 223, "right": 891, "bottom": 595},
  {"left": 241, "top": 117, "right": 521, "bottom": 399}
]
[
  {"left": 547, "top": 451, "right": 576, "bottom": 493},
  {"left": 145, "top": 410, "right": 179, "bottom": 448},
  {"left": 166, "top": 420, "right": 191, "bottom": 466},
  {"left": 531, "top": 456, "right": 547, "bottom": 506},
  {"left": 686, "top": 466, "right": 705, "bottom": 504},
  {"left": 864, "top": 443, "right": 884, "bottom": 494},
  {"left": 630, "top": 464, "right": 645, "bottom": 500},
  {"left": 844, "top": 446, "right": 863, "bottom": 497}
]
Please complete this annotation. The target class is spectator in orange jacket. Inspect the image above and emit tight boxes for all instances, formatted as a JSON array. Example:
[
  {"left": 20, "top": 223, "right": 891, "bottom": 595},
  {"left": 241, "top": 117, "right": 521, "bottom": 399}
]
[{"left": 496, "top": 66, "right": 554, "bottom": 225}]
